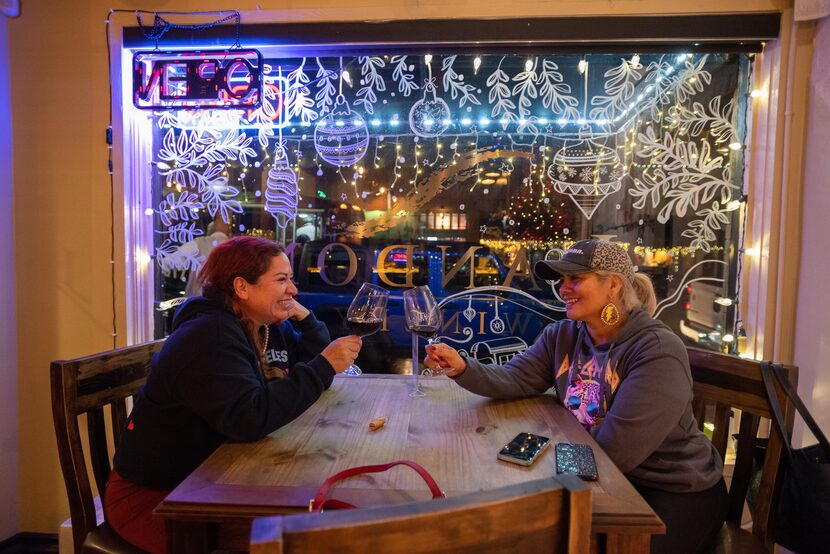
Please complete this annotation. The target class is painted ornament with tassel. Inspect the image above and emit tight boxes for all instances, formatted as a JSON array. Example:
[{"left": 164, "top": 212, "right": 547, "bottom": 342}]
[{"left": 265, "top": 143, "right": 299, "bottom": 229}]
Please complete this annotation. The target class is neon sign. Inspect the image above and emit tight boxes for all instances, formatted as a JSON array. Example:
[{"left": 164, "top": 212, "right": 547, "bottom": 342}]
[{"left": 133, "top": 49, "right": 262, "bottom": 109}]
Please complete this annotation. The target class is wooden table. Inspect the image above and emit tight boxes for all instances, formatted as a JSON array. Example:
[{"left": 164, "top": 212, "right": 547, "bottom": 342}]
[{"left": 155, "top": 375, "right": 664, "bottom": 553}]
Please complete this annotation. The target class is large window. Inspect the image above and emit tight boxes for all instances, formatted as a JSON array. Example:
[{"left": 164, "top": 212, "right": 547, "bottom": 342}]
[{"left": 133, "top": 45, "right": 753, "bottom": 371}]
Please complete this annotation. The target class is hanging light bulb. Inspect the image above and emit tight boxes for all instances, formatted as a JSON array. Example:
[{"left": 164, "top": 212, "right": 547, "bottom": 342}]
[
  {"left": 630, "top": 54, "right": 640, "bottom": 67},
  {"left": 737, "top": 327, "right": 748, "bottom": 356},
  {"left": 525, "top": 59, "right": 533, "bottom": 72},
  {"left": 578, "top": 60, "right": 588, "bottom": 74},
  {"left": 342, "top": 70, "right": 352, "bottom": 86},
  {"left": 473, "top": 56, "right": 482, "bottom": 74},
  {"left": 425, "top": 54, "right": 433, "bottom": 65},
  {"left": 725, "top": 199, "right": 742, "bottom": 211},
  {"left": 714, "top": 297, "right": 734, "bottom": 307}
]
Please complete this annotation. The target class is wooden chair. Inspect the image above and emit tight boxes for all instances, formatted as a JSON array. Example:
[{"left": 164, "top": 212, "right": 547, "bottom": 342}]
[
  {"left": 250, "top": 475, "right": 592, "bottom": 554},
  {"left": 686, "top": 347, "right": 798, "bottom": 553},
  {"left": 51, "top": 340, "right": 165, "bottom": 554}
]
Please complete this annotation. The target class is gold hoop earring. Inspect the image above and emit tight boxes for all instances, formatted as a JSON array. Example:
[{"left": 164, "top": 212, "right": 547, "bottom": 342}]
[{"left": 601, "top": 302, "right": 620, "bottom": 326}]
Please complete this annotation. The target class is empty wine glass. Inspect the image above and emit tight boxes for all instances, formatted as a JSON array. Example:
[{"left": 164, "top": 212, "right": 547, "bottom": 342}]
[
  {"left": 403, "top": 286, "right": 442, "bottom": 396},
  {"left": 344, "top": 283, "right": 390, "bottom": 376}
]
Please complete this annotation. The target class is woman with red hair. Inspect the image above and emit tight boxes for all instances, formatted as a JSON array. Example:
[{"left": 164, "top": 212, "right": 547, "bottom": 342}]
[{"left": 104, "top": 236, "right": 361, "bottom": 553}]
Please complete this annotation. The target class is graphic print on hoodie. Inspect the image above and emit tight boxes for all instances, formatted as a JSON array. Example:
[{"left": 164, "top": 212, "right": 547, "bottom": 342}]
[{"left": 558, "top": 339, "right": 622, "bottom": 430}]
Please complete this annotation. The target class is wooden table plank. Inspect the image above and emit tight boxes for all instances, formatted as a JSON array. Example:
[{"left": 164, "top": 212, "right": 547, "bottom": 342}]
[{"left": 155, "top": 375, "right": 663, "bottom": 552}]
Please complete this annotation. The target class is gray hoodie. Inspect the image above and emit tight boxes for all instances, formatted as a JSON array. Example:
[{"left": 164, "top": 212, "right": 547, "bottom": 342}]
[{"left": 454, "top": 309, "right": 722, "bottom": 493}]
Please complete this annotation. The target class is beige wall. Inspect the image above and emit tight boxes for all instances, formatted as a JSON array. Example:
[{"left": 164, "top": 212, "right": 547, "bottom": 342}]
[
  {"left": 5, "top": 0, "right": 796, "bottom": 536},
  {"left": 1, "top": 16, "right": 19, "bottom": 540},
  {"left": 794, "top": 15, "right": 830, "bottom": 445}
]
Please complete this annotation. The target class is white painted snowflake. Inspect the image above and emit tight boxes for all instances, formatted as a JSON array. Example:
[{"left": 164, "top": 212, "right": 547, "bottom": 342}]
[
  {"left": 567, "top": 167, "right": 577, "bottom": 177},
  {"left": 579, "top": 167, "right": 595, "bottom": 183}
]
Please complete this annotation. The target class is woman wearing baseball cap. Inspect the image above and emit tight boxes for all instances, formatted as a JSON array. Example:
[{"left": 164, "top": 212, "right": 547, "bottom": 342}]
[{"left": 426, "top": 239, "right": 726, "bottom": 554}]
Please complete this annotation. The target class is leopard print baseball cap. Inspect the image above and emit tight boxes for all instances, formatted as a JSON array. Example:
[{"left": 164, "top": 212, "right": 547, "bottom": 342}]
[{"left": 534, "top": 239, "right": 635, "bottom": 283}]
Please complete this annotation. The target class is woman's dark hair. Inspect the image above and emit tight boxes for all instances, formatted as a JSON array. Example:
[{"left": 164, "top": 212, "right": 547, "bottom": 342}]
[{"left": 197, "top": 236, "right": 285, "bottom": 366}]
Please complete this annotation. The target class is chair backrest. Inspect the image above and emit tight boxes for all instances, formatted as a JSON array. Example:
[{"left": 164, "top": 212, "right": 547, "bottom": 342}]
[
  {"left": 686, "top": 347, "right": 798, "bottom": 545},
  {"left": 50, "top": 339, "right": 165, "bottom": 553},
  {"left": 250, "top": 475, "right": 592, "bottom": 554}
]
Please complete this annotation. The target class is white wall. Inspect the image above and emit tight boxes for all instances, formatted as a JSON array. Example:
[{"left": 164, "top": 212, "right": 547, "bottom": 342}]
[
  {"left": 0, "top": 16, "right": 20, "bottom": 540},
  {"left": 794, "top": 15, "right": 830, "bottom": 445}
]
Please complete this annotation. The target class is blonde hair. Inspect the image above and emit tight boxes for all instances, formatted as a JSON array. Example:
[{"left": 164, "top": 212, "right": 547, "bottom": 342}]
[{"left": 596, "top": 271, "right": 657, "bottom": 316}]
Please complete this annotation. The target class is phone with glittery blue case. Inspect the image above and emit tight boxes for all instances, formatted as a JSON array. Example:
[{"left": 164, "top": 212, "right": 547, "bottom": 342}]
[{"left": 555, "top": 443, "right": 599, "bottom": 480}]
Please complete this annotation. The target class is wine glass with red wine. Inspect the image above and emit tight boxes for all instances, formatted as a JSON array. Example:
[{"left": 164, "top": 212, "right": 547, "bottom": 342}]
[
  {"left": 344, "top": 283, "right": 390, "bottom": 376},
  {"left": 403, "top": 286, "right": 443, "bottom": 396}
]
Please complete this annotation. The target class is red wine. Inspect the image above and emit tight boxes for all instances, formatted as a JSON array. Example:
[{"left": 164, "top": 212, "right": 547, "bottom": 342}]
[
  {"left": 410, "top": 324, "right": 439, "bottom": 339},
  {"left": 347, "top": 317, "right": 383, "bottom": 337}
]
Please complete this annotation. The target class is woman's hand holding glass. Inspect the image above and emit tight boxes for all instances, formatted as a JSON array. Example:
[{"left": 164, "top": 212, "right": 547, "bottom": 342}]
[
  {"left": 403, "top": 286, "right": 443, "bottom": 395},
  {"left": 424, "top": 343, "right": 467, "bottom": 377},
  {"left": 321, "top": 336, "right": 363, "bottom": 374}
]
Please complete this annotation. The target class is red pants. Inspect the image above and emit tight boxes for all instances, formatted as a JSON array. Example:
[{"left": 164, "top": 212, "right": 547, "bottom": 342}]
[{"left": 104, "top": 470, "right": 170, "bottom": 554}]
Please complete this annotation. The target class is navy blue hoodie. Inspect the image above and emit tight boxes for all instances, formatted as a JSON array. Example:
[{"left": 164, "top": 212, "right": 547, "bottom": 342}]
[{"left": 113, "top": 296, "right": 334, "bottom": 490}]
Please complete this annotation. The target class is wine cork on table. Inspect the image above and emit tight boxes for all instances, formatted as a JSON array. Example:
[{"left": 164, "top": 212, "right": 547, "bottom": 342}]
[{"left": 369, "top": 417, "right": 386, "bottom": 431}]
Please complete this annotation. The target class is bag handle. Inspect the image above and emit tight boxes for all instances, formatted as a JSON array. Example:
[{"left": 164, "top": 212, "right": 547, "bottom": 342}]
[
  {"left": 760, "top": 361, "right": 830, "bottom": 460},
  {"left": 309, "top": 460, "right": 445, "bottom": 512}
]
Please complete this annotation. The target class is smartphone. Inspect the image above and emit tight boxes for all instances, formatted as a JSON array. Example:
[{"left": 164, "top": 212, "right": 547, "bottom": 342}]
[
  {"left": 555, "top": 443, "right": 599, "bottom": 481},
  {"left": 497, "top": 432, "right": 551, "bottom": 466}
]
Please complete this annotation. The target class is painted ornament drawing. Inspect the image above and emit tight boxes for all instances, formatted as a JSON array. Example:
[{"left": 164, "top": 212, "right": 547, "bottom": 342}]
[
  {"left": 409, "top": 78, "right": 451, "bottom": 137},
  {"left": 547, "top": 131, "right": 623, "bottom": 220},
  {"left": 314, "top": 94, "right": 369, "bottom": 166},
  {"left": 264, "top": 144, "right": 299, "bottom": 229}
]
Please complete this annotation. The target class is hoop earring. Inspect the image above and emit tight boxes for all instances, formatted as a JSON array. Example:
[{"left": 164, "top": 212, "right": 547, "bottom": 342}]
[{"left": 601, "top": 302, "right": 620, "bottom": 326}]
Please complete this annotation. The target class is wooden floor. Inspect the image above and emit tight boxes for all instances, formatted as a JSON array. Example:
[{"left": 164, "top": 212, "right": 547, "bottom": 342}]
[{"left": 0, "top": 533, "right": 59, "bottom": 554}]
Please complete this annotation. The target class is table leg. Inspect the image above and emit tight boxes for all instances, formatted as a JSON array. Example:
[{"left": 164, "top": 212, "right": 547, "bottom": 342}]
[
  {"left": 166, "top": 520, "right": 211, "bottom": 553},
  {"left": 603, "top": 532, "right": 652, "bottom": 554}
]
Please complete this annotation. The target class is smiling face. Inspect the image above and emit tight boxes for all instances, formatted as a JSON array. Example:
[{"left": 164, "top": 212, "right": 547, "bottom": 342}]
[
  {"left": 234, "top": 253, "right": 297, "bottom": 327},
  {"left": 558, "top": 272, "right": 618, "bottom": 328}
]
